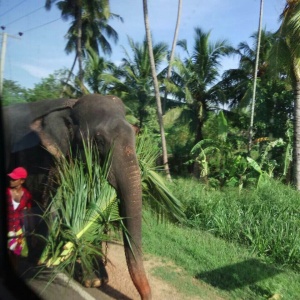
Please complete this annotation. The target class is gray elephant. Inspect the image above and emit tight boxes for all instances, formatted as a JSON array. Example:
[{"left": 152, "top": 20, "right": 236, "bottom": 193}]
[{"left": 3, "top": 94, "right": 152, "bottom": 300}]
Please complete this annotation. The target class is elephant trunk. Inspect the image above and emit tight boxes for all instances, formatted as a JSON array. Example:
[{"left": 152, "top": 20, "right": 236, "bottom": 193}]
[{"left": 112, "top": 144, "right": 152, "bottom": 300}]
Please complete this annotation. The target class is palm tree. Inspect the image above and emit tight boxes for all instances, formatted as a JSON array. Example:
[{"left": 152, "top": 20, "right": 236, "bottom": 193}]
[
  {"left": 218, "top": 29, "right": 293, "bottom": 142},
  {"left": 275, "top": 0, "right": 300, "bottom": 189},
  {"left": 117, "top": 37, "right": 168, "bottom": 128},
  {"left": 142, "top": 0, "right": 171, "bottom": 180},
  {"left": 83, "top": 48, "right": 118, "bottom": 94},
  {"left": 45, "top": 0, "right": 120, "bottom": 85},
  {"left": 218, "top": 29, "right": 275, "bottom": 110},
  {"left": 172, "top": 28, "right": 233, "bottom": 144},
  {"left": 64, "top": 2, "right": 122, "bottom": 57},
  {"left": 45, "top": 0, "right": 84, "bottom": 82}
]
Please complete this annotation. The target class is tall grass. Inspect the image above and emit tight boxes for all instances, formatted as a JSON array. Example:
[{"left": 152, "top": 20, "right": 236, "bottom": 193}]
[{"left": 168, "top": 177, "right": 300, "bottom": 270}]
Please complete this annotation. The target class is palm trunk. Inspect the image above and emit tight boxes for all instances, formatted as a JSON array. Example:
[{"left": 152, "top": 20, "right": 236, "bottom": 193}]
[
  {"left": 248, "top": 0, "right": 264, "bottom": 152},
  {"left": 294, "top": 79, "right": 300, "bottom": 190},
  {"left": 76, "top": 0, "right": 84, "bottom": 84},
  {"left": 61, "top": 53, "right": 78, "bottom": 97},
  {"left": 142, "top": 0, "right": 171, "bottom": 181},
  {"left": 163, "top": 0, "right": 182, "bottom": 114}
]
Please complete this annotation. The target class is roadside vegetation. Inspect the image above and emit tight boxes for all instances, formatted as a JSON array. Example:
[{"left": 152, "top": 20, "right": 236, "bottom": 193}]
[
  {"left": 140, "top": 153, "right": 300, "bottom": 299},
  {"left": 142, "top": 208, "right": 300, "bottom": 300}
]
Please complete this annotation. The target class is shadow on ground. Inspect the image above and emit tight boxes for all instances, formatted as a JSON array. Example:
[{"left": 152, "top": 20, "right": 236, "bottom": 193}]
[
  {"left": 99, "top": 284, "right": 133, "bottom": 300},
  {"left": 196, "top": 258, "right": 282, "bottom": 293}
]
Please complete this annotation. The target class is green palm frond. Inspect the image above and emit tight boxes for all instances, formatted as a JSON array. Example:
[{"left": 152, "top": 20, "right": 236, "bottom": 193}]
[{"left": 136, "top": 130, "right": 185, "bottom": 222}]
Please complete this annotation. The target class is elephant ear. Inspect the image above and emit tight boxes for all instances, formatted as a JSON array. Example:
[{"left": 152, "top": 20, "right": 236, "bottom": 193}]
[{"left": 30, "top": 99, "right": 78, "bottom": 159}]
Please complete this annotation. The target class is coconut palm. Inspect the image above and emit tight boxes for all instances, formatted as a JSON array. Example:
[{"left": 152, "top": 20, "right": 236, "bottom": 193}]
[
  {"left": 218, "top": 29, "right": 275, "bottom": 110},
  {"left": 64, "top": 2, "right": 122, "bottom": 57},
  {"left": 83, "top": 48, "right": 119, "bottom": 94},
  {"left": 249, "top": 0, "right": 265, "bottom": 150},
  {"left": 117, "top": 37, "right": 168, "bottom": 128},
  {"left": 171, "top": 27, "right": 233, "bottom": 144},
  {"left": 45, "top": 0, "right": 120, "bottom": 84}
]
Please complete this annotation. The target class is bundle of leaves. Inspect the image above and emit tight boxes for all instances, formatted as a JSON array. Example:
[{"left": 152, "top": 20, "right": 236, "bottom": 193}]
[
  {"left": 38, "top": 140, "right": 120, "bottom": 282},
  {"left": 37, "top": 131, "right": 184, "bottom": 282}
]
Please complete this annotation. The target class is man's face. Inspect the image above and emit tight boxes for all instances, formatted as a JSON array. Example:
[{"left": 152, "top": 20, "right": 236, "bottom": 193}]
[{"left": 9, "top": 178, "right": 24, "bottom": 188}]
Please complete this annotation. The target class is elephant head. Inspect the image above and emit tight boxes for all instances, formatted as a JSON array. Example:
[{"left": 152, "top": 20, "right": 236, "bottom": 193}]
[{"left": 3, "top": 94, "right": 152, "bottom": 300}]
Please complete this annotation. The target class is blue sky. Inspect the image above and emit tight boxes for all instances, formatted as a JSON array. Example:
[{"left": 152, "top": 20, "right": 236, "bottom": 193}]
[{"left": 0, "top": 0, "right": 285, "bottom": 89}]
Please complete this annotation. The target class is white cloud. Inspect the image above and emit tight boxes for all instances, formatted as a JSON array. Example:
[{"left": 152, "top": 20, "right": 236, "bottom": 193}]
[{"left": 20, "top": 64, "right": 52, "bottom": 79}]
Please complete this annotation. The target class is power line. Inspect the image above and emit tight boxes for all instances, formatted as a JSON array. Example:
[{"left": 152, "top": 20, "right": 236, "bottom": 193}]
[
  {"left": 4, "top": 6, "right": 45, "bottom": 27},
  {"left": 0, "top": 0, "right": 26, "bottom": 18},
  {"left": 22, "top": 17, "right": 62, "bottom": 34}
]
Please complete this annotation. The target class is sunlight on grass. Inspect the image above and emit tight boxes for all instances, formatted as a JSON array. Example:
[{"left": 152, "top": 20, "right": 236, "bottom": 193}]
[{"left": 142, "top": 210, "right": 300, "bottom": 300}]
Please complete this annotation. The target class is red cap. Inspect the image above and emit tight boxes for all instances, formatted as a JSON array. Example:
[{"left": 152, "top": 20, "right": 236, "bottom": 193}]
[{"left": 7, "top": 167, "right": 28, "bottom": 180}]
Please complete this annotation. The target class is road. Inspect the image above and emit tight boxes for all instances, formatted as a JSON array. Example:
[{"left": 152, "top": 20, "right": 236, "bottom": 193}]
[{"left": 18, "top": 258, "right": 114, "bottom": 300}]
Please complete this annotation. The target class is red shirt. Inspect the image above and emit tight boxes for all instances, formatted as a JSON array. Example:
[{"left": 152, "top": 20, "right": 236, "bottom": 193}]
[{"left": 6, "top": 187, "right": 32, "bottom": 232}]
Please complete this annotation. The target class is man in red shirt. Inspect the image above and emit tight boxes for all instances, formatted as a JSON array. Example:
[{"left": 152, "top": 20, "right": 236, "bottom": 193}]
[{"left": 6, "top": 167, "right": 32, "bottom": 270}]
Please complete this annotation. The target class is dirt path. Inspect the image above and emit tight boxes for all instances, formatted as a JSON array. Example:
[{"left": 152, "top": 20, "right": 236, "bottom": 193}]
[
  {"left": 93, "top": 242, "right": 224, "bottom": 300},
  {"left": 21, "top": 241, "right": 225, "bottom": 300}
]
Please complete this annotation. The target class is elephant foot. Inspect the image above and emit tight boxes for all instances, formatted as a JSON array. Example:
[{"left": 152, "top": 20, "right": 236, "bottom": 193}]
[
  {"left": 83, "top": 275, "right": 108, "bottom": 288},
  {"left": 83, "top": 278, "right": 101, "bottom": 288},
  {"left": 75, "top": 259, "right": 109, "bottom": 288}
]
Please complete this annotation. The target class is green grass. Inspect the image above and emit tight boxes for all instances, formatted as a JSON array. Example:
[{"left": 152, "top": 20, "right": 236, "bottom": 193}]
[
  {"left": 142, "top": 209, "right": 300, "bottom": 299},
  {"left": 166, "top": 177, "right": 300, "bottom": 270}
]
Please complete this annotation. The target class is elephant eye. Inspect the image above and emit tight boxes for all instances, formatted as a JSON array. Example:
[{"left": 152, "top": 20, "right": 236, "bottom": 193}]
[{"left": 96, "top": 134, "right": 105, "bottom": 146}]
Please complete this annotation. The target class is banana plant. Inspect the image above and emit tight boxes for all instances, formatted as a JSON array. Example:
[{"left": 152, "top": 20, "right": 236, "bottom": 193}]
[{"left": 247, "top": 138, "right": 285, "bottom": 187}]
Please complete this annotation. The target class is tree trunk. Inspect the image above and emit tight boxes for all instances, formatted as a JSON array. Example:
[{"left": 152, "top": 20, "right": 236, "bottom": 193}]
[
  {"left": 76, "top": 0, "right": 84, "bottom": 84},
  {"left": 248, "top": 0, "right": 264, "bottom": 152},
  {"left": 294, "top": 78, "right": 300, "bottom": 190},
  {"left": 61, "top": 53, "right": 78, "bottom": 97},
  {"left": 193, "top": 114, "right": 204, "bottom": 178},
  {"left": 163, "top": 0, "right": 182, "bottom": 114},
  {"left": 142, "top": 0, "right": 172, "bottom": 181}
]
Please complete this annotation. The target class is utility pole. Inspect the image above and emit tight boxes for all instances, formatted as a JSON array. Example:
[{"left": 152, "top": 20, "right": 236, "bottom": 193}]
[
  {"left": 0, "top": 32, "right": 7, "bottom": 98},
  {"left": 0, "top": 32, "right": 21, "bottom": 98}
]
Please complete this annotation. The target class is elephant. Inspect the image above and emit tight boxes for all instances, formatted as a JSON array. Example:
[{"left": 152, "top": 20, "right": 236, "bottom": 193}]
[{"left": 3, "top": 94, "right": 152, "bottom": 300}]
